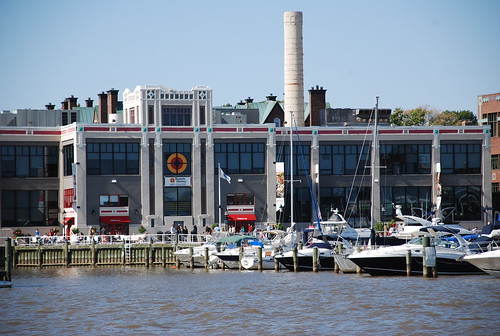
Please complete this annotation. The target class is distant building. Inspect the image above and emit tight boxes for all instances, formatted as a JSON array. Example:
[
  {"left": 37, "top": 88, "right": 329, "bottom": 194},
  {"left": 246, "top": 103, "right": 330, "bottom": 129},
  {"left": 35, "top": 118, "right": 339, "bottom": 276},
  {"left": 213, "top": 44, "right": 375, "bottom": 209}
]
[{"left": 478, "top": 92, "right": 500, "bottom": 213}]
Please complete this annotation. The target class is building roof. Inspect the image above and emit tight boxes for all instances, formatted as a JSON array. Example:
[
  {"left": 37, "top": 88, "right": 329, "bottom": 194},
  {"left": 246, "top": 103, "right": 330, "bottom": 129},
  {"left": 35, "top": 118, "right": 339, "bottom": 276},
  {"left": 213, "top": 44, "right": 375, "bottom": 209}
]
[{"left": 228, "top": 100, "right": 332, "bottom": 124}]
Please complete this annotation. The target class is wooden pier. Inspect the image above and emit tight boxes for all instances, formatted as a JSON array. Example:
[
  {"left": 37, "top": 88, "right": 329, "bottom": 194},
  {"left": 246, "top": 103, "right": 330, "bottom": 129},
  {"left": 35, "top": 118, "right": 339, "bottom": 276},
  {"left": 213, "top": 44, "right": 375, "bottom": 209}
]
[{"left": 8, "top": 240, "right": 188, "bottom": 269}]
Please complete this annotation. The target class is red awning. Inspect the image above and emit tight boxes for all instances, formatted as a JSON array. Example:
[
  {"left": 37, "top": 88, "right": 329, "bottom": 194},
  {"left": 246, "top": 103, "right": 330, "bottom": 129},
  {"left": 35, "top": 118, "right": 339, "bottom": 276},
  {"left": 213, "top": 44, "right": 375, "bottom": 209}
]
[
  {"left": 63, "top": 217, "right": 74, "bottom": 225},
  {"left": 100, "top": 216, "right": 131, "bottom": 224},
  {"left": 227, "top": 214, "right": 256, "bottom": 221}
]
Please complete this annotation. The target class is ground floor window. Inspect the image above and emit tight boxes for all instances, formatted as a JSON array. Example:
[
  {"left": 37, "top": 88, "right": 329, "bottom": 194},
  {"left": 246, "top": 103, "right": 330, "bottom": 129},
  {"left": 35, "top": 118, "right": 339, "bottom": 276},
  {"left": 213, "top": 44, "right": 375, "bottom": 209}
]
[
  {"left": 100, "top": 223, "right": 129, "bottom": 235},
  {"left": 380, "top": 186, "right": 433, "bottom": 221},
  {"left": 164, "top": 187, "right": 191, "bottom": 216},
  {"left": 320, "top": 187, "right": 371, "bottom": 226},
  {"left": 1, "top": 190, "right": 58, "bottom": 227},
  {"left": 441, "top": 186, "right": 481, "bottom": 221},
  {"left": 278, "top": 187, "right": 312, "bottom": 224}
]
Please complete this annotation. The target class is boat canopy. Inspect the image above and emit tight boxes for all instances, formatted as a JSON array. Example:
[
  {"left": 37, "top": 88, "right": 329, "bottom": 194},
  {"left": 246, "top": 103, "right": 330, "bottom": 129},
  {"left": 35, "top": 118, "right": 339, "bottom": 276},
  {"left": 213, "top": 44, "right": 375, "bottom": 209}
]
[
  {"left": 418, "top": 225, "right": 460, "bottom": 234},
  {"left": 315, "top": 234, "right": 340, "bottom": 241},
  {"left": 216, "top": 235, "right": 257, "bottom": 245}
]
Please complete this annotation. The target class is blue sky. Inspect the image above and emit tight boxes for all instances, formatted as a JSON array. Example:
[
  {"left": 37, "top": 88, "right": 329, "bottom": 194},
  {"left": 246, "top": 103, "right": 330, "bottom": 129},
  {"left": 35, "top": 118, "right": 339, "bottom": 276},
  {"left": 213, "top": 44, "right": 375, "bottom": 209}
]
[{"left": 0, "top": 0, "right": 498, "bottom": 113}]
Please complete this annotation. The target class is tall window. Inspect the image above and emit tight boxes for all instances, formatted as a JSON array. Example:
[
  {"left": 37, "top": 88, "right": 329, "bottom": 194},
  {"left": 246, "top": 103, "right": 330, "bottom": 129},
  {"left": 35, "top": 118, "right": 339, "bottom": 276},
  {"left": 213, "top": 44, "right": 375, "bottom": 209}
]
[
  {"left": 87, "top": 143, "right": 140, "bottom": 175},
  {"left": 319, "top": 144, "right": 369, "bottom": 175},
  {"left": 492, "top": 154, "right": 499, "bottom": 170},
  {"left": 1, "top": 190, "right": 58, "bottom": 227},
  {"left": 277, "top": 142, "right": 310, "bottom": 176},
  {"left": 130, "top": 107, "right": 135, "bottom": 124},
  {"left": 381, "top": 186, "right": 432, "bottom": 221},
  {"left": 441, "top": 186, "right": 481, "bottom": 221},
  {"left": 487, "top": 113, "right": 497, "bottom": 137},
  {"left": 63, "top": 144, "right": 74, "bottom": 176},
  {"left": 441, "top": 143, "right": 481, "bottom": 174},
  {"left": 320, "top": 187, "right": 371, "bottom": 227},
  {"left": 148, "top": 105, "right": 154, "bottom": 125},
  {"left": 279, "top": 187, "right": 312, "bottom": 224},
  {"left": 162, "top": 106, "right": 191, "bottom": 126},
  {"left": 164, "top": 187, "right": 191, "bottom": 216},
  {"left": 215, "top": 143, "right": 265, "bottom": 174},
  {"left": 380, "top": 144, "right": 431, "bottom": 174},
  {"left": 163, "top": 143, "right": 192, "bottom": 216},
  {"left": 1, "top": 145, "right": 58, "bottom": 178},
  {"left": 163, "top": 143, "right": 191, "bottom": 175}
]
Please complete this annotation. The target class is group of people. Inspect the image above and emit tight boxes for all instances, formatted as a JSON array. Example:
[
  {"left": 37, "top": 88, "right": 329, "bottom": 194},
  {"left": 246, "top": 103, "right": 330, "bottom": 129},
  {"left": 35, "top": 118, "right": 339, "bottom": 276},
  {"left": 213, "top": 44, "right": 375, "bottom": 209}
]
[{"left": 170, "top": 224, "right": 198, "bottom": 241}]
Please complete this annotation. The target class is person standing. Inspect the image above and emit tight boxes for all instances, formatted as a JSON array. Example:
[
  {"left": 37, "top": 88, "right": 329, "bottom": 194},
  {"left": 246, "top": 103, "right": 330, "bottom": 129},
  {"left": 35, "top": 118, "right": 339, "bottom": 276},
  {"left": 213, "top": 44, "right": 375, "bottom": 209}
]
[{"left": 191, "top": 224, "right": 198, "bottom": 242}]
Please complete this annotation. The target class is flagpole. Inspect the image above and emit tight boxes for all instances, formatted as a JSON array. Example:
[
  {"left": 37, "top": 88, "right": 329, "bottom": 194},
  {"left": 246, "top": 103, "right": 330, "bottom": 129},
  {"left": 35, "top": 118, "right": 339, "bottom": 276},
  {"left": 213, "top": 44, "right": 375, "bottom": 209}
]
[{"left": 218, "top": 162, "right": 221, "bottom": 226}]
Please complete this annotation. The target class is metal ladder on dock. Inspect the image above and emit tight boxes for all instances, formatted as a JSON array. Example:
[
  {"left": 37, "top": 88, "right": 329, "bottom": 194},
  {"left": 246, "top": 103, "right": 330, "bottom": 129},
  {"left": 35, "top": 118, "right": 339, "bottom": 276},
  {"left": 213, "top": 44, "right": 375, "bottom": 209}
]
[{"left": 124, "top": 240, "right": 132, "bottom": 264}]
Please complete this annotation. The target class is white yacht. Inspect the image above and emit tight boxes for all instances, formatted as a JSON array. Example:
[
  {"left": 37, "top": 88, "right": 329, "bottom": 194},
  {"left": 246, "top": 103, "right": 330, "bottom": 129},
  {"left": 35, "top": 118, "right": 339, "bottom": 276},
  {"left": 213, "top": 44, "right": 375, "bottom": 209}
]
[
  {"left": 348, "top": 226, "right": 485, "bottom": 276},
  {"left": 463, "top": 248, "right": 500, "bottom": 277}
]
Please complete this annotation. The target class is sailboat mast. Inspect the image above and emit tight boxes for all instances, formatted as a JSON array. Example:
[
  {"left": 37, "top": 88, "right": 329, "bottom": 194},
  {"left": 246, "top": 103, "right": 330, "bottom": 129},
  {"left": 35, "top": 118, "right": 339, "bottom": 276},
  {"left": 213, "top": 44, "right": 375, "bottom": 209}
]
[
  {"left": 370, "top": 97, "right": 380, "bottom": 230},
  {"left": 290, "top": 111, "right": 294, "bottom": 229}
]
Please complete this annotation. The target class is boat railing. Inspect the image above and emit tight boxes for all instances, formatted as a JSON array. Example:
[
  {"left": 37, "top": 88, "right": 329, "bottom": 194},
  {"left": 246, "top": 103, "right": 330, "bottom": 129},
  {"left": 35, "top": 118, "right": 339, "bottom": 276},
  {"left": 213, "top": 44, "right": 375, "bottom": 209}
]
[{"left": 468, "top": 239, "right": 499, "bottom": 254}]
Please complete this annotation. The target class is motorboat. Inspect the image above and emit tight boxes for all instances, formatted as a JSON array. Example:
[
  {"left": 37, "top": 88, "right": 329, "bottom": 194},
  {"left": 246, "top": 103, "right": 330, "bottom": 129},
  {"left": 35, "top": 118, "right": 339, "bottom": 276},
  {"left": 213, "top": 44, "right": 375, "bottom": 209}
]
[
  {"left": 463, "top": 249, "right": 500, "bottom": 278},
  {"left": 392, "top": 205, "right": 473, "bottom": 240},
  {"left": 213, "top": 235, "right": 262, "bottom": 269},
  {"left": 274, "top": 234, "right": 345, "bottom": 271},
  {"left": 173, "top": 232, "right": 232, "bottom": 268},
  {"left": 239, "top": 230, "right": 297, "bottom": 270},
  {"left": 348, "top": 226, "right": 486, "bottom": 276},
  {"left": 320, "top": 210, "right": 371, "bottom": 241}
]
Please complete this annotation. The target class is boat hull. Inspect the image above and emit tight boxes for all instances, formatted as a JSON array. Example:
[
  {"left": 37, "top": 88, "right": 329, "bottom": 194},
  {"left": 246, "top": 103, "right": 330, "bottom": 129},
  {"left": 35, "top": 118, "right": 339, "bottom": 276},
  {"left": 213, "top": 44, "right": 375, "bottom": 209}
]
[
  {"left": 240, "top": 256, "right": 277, "bottom": 270},
  {"left": 349, "top": 255, "right": 485, "bottom": 276},
  {"left": 216, "top": 254, "right": 241, "bottom": 269},
  {"left": 174, "top": 247, "right": 217, "bottom": 268},
  {"left": 464, "top": 250, "right": 500, "bottom": 277},
  {"left": 275, "top": 255, "right": 335, "bottom": 271}
]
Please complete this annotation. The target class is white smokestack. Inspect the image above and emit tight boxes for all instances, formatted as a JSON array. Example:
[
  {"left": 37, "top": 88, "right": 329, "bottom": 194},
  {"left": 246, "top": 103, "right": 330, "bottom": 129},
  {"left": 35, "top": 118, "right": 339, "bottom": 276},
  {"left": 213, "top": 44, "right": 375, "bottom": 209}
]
[{"left": 284, "top": 11, "right": 304, "bottom": 127}]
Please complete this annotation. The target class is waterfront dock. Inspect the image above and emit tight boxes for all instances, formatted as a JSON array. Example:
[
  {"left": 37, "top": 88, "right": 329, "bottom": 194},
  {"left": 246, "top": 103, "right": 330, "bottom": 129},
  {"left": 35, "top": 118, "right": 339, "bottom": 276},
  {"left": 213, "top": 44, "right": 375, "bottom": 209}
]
[{"left": 3, "top": 234, "right": 203, "bottom": 269}]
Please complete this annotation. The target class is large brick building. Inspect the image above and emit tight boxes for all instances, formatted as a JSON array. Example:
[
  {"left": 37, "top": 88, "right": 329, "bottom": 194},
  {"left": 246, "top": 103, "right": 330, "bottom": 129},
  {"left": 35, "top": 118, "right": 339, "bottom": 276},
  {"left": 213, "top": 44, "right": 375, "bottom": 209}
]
[{"left": 478, "top": 92, "right": 500, "bottom": 213}]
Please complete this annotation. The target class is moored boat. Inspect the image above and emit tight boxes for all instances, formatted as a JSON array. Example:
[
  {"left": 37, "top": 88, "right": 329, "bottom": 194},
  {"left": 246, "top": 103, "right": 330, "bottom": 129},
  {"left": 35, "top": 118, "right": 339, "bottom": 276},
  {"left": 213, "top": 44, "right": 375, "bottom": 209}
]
[
  {"left": 174, "top": 232, "right": 234, "bottom": 268},
  {"left": 239, "top": 230, "right": 297, "bottom": 270},
  {"left": 213, "top": 235, "right": 262, "bottom": 269},
  {"left": 275, "top": 234, "right": 344, "bottom": 271},
  {"left": 463, "top": 249, "right": 500, "bottom": 277},
  {"left": 348, "top": 226, "right": 486, "bottom": 276}
]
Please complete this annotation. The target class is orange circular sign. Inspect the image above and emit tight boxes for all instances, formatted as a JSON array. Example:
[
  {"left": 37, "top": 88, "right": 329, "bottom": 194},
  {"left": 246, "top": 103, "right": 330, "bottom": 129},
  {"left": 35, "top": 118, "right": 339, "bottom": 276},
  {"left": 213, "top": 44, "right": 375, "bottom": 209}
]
[{"left": 166, "top": 153, "right": 188, "bottom": 174}]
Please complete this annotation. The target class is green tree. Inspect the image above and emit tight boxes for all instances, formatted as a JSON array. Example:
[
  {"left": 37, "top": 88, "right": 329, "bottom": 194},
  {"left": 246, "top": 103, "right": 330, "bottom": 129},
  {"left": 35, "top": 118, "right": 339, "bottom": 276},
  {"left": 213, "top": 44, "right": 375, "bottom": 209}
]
[
  {"left": 456, "top": 110, "right": 478, "bottom": 125},
  {"left": 390, "top": 107, "right": 406, "bottom": 126},
  {"left": 390, "top": 106, "right": 434, "bottom": 126},
  {"left": 406, "top": 106, "right": 429, "bottom": 126},
  {"left": 429, "top": 110, "right": 478, "bottom": 126},
  {"left": 429, "top": 110, "right": 460, "bottom": 125}
]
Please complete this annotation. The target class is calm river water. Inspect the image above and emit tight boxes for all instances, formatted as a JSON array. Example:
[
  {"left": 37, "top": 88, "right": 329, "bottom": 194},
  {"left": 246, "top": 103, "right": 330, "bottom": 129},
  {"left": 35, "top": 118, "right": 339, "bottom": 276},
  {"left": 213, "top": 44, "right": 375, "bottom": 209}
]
[{"left": 0, "top": 267, "right": 499, "bottom": 336}]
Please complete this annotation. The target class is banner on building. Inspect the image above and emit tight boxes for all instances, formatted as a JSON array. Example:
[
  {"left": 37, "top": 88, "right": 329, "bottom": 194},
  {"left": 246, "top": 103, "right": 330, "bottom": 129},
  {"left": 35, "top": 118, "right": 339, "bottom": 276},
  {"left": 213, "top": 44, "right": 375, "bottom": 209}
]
[
  {"left": 72, "top": 163, "right": 78, "bottom": 211},
  {"left": 276, "top": 162, "right": 285, "bottom": 209},
  {"left": 165, "top": 176, "right": 191, "bottom": 187}
]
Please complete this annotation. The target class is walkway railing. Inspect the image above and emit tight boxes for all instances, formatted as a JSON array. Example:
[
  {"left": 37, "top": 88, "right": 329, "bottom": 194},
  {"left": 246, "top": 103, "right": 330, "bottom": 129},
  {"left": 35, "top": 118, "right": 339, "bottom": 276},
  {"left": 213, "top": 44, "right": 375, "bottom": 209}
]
[{"left": 9, "top": 233, "right": 212, "bottom": 247}]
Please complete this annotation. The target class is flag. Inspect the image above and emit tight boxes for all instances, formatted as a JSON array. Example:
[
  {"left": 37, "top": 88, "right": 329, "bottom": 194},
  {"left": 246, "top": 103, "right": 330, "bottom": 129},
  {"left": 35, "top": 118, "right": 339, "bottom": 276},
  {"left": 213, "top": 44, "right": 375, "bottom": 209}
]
[{"left": 219, "top": 168, "right": 231, "bottom": 184}]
